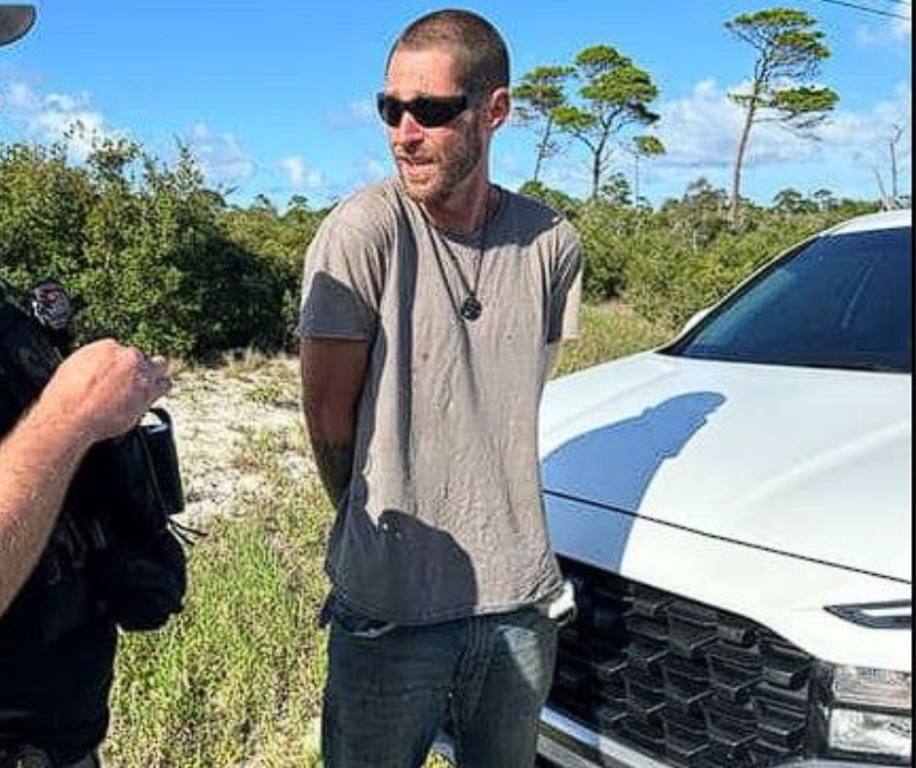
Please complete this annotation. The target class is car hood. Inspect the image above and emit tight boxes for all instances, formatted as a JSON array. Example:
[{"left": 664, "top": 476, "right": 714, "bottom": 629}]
[{"left": 540, "top": 352, "right": 912, "bottom": 582}]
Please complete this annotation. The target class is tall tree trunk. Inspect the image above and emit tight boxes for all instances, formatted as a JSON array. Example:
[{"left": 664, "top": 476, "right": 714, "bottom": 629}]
[
  {"left": 873, "top": 167, "right": 890, "bottom": 209},
  {"left": 591, "top": 135, "right": 607, "bottom": 201},
  {"left": 890, "top": 134, "right": 899, "bottom": 204},
  {"left": 730, "top": 103, "right": 756, "bottom": 226},
  {"left": 590, "top": 153, "right": 601, "bottom": 201},
  {"left": 533, "top": 115, "right": 554, "bottom": 184},
  {"left": 633, "top": 154, "right": 641, "bottom": 206}
]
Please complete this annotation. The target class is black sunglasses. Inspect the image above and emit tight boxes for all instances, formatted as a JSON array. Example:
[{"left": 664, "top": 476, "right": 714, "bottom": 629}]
[{"left": 376, "top": 92, "right": 470, "bottom": 128}]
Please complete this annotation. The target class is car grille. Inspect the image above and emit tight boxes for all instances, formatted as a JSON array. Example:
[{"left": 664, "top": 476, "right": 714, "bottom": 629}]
[{"left": 548, "top": 557, "right": 815, "bottom": 768}]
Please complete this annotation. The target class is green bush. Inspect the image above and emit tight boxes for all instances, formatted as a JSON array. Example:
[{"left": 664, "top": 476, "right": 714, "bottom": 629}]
[
  {"left": 558, "top": 186, "right": 882, "bottom": 328},
  {"left": 0, "top": 139, "right": 313, "bottom": 357},
  {"left": 621, "top": 206, "right": 879, "bottom": 327},
  {"left": 3, "top": 136, "right": 884, "bottom": 361},
  {"left": 0, "top": 142, "right": 92, "bottom": 289}
]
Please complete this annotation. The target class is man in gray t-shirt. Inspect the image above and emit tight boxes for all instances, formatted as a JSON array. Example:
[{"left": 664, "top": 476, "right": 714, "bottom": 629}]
[{"left": 300, "top": 10, "right": 581, "bottom": 768}]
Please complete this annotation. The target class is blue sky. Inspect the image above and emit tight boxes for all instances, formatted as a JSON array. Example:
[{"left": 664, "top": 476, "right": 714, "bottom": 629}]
[{"left": 0, "top": 1, "right": 911, "bottom": 208}]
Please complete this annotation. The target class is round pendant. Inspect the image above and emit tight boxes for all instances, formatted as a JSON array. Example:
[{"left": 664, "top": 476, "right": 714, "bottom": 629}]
[{"left": 460, "top": 296, "right": 483, "bottom": 321}]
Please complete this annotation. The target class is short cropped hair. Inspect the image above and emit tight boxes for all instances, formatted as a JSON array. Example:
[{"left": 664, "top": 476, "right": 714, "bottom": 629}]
[{"left": 387, "top": 9, "right": 510, "bottom": 95}]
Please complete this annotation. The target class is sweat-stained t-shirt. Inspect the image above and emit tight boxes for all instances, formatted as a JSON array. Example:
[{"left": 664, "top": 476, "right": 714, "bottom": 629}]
[{"left": 299, "top": 178, "right": 582, "bottom": 625}]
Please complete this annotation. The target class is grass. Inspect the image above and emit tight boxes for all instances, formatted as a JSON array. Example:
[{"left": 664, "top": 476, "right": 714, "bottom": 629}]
[
  {"left": 245, "top": 379, "right": 289, "bottom": 406},
  {"left": 104, "top": 303, "right": 665, "bottom": 766},
  {"left": 553, "top": 301, "right": 673, "bottom": 378},
  {"left": 105, "top": 424, "right": 331, "bottom": 767}
]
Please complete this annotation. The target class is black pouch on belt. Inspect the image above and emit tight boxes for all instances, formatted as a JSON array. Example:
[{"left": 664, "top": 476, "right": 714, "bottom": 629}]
[{"left": 67, "top": 408, "right": 189, "bottom": 632}]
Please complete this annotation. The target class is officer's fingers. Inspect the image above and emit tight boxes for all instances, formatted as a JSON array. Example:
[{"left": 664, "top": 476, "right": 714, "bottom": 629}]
[
  {"left": 151, "top": 372, "right": 173, "bottom": 398},
  {"left": 135, "top": 379, "right": 171, "bottom": 416},
  {"left": 122, "top": 345, "right": 147, "bottom": 371},
  {"left": 137, "top": 361, "right": 172, "bottom": 401},
  {"left": 147, "top": 355, "right": 170, "bottom": 377}
]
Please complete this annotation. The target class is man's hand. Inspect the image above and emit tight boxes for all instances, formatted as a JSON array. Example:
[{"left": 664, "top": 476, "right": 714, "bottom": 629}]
[{"left": 38, "top": 339, "right": 172, "bottom": 446}]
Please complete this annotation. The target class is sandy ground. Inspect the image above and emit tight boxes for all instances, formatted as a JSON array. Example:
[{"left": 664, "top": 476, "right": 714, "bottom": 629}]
[{"left": 155, "top": 355, "right": 310, "bottom": 527}]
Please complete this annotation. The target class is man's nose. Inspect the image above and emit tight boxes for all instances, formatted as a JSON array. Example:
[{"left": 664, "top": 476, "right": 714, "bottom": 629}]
[{"left": 392, "top": 109, "right": 424, "bottom": 144}]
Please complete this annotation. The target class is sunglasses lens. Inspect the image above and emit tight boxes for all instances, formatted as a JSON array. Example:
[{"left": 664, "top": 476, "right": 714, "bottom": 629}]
[
  {"left": 377, "top": 94, "right": 403, "bottom": 127},
  {"left": 376, "top": 94, "right": 468, "bottom": 128},
  {"left": 411, "top": 98, "right": 466, "bottom": 127}
]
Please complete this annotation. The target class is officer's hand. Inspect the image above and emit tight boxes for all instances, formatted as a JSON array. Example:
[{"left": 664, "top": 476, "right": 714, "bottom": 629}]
[{"left": 38, "top": 338, "right": 172, "bottom": 444}]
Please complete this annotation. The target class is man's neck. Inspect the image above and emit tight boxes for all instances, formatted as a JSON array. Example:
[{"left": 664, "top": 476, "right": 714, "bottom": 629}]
[{"left": 421, "top": 177, "right": 495, "bottom": 234}]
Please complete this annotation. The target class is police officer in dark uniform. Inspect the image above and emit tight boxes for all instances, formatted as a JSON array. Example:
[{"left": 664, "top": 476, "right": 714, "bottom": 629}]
[
  {"left": 2, "top": 9, "right": 185, "bottom": 767},
  {"left": 0, "top": 338, "right": 171, "bottom": 768}
]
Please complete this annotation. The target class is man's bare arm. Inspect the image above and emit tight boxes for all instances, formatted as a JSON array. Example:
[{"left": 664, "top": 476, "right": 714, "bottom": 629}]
[
  {"left": 300, "top": 338, "right": 370, "bottom": 509},
  {"left": 0, "top": 340, "right": 171, "bottom": 617}
]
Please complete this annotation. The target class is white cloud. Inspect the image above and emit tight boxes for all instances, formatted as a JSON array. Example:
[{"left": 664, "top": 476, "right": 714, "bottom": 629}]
[
  {"left": 184, "top": 122, "right": 255, "bottom": 185},
  {"left": 891, "top": 11, "right": 911, "bottom": 40},
  {"left": 280, "top": 155, "right": 323, "bottom": 189},
  {"left": 0, "top": 80, "right": 113, "bottom": 157},
  {"left": 854, "top": 14, "right": 911, "bottom": 46},
  {"left": 891, "top": 3, "right": 913, "bottom": 40},
  {"left": 809, "top": 83, "right": 912, "bottom": 195},
  {"left": 345, "top": 155, "right": 389, "bottom": 189},
  {"left": 651, "top": 78, "right": 912, "bottom": 177},
  {"left": 190, "top": 122, "right": 210, "bottom": 141},
  {"left": 313, "top": 155, "right": 391, "bottom": 203},
  {"left": 0, "top": 83, "right": 260, "bottom": 190},
  {"left": 854, "top": 24, "right": 882, "bottom": 47},
  {"left": 363, "top": 158, "right": 388, "bottom": 181},
  {"left": 324, "top": 99, "right": 376, "bottom": 128},
  {"left": 535, "top": 153, "right": 593, "bottom": 197},
  {"left": 651, "top": 77, "right": 838, "bottom": 169},
  {"left": 652, "top": 78, "right": 744, "bottom": 169}
]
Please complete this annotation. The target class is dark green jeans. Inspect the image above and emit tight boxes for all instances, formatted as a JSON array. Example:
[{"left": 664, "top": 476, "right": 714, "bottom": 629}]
[{"left": 321, "top": 600, "right": 558, "bottom": 768}]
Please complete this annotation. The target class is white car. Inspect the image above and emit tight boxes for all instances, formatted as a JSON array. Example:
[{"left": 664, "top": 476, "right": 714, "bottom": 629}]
[{"left": 536, "top": 209, "right": 912, "bottom": 768}]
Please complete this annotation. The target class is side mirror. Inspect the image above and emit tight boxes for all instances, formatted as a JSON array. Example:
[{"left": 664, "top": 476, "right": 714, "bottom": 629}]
[
  {"left": 681, "top": 307, "right": 711, "bottom": 335},
  {"left": 0, "top": 5, "right": 36, "bottom": 48}
]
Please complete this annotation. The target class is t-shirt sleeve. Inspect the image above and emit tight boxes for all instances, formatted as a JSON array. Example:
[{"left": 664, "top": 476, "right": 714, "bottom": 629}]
[
  {"left": 547, "top": 226, "right": 583, "bottom": 344},
  {"left": 299, "top": 217, "right": 387, "bottom": 341}
]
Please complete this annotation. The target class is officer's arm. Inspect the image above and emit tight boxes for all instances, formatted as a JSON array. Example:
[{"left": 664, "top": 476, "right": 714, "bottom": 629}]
[
  {"left": 0, "top": 396, "right": 96, "bottom": 616},
  {"left": 300, "top": 338, "right": 370, "bottom": 510},
  {"left": 0, "top": 339, "right": 171, "bottom": 617}
]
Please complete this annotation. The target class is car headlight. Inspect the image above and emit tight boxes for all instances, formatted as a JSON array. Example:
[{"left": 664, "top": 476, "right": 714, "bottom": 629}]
[
  {"left": 829, "top": 709, "right": 912, "bottom": 759},
  {"left": 814, "top": 663, "right": 912, "bottom": 763}
]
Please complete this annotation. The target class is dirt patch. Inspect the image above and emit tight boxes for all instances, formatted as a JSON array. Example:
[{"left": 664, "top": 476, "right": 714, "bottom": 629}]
[{"left": 156, "top": 355, "right": 311, "bottom": 527}]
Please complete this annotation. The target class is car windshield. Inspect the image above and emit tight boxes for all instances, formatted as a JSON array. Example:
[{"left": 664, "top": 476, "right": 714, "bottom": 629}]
[{"left": 666, "top": 225, "right": 912, "bottom": 373}]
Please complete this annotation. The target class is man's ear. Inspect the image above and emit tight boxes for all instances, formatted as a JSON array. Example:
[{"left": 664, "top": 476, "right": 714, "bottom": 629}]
[{"left": 487, "top": 87, "right": 511, "bottom": 131}]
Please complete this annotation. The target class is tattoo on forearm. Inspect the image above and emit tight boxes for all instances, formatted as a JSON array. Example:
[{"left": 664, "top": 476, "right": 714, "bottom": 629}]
[{"left": 312, "top": 440, "right": 355, "bottom": 509}]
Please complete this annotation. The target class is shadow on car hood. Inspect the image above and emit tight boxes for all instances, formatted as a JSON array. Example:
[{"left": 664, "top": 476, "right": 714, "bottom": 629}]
[{"left": 540, "top": 352, "right": 912, "bottom": 582}]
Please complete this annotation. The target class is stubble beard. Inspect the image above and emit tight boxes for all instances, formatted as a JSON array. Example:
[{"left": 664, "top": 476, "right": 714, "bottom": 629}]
[{"left": 396, "top": 120, "right": 483, "bottom": 208}]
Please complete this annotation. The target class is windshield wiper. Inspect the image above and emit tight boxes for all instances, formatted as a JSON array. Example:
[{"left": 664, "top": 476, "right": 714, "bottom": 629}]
[
  {"left": 831, "top": 362, "right": 909, "bottom": 373},
  {"left": 670, "top": 350, "right": 910, "bottom": 373},
  {"left": 779, "top": 359, "right": 908, "bottom": 373}
]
